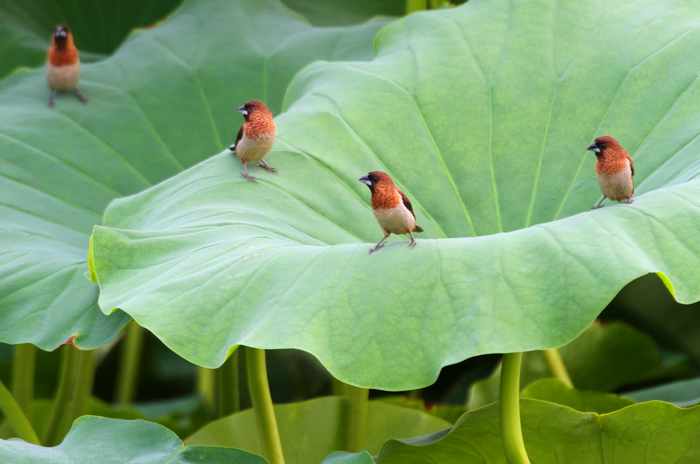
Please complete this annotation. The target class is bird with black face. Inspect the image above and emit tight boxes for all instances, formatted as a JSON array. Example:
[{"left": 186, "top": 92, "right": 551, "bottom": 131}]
[
  {"left": 359, "top": 171, "right": 423, "bottom": 254},
  {"left": 46, "top": 25, "right": 87, "bottom": 107},
  {"left": 587, "top": 135, "right": 634, "bottom": 208},
  {"left": 228, "top": 100, "right": 276, "bottom": 181}
]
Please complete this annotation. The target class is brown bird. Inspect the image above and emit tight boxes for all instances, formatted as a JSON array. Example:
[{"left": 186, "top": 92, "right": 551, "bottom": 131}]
[
  {"left": 46, "top": 25, "right": 87, "bottom": 107},
  {"left": 587, "top": 135, "right": 635, "bottom": 208},
  {"left": 359, "top": 171, "right": 423, "bottom": 254},
  {"left": 229, "top": 100, "right": 276, "bottom": 181}
]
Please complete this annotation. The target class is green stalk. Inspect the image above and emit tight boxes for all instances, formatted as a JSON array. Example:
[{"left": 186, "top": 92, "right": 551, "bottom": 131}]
[
  {"left": 44, "top": 347, "right": 95, "bottom": 445},
  {"left": 116, "top": 322, "right": 145, "bottom": 405},
  {"left": 12, "top": 344, "right": 36, "bottom": 415},
  {"left": 344, "top": 385, "right": 369, "bottom": 452},
  {"left": 542, "top": 348, "right": 573, "bottom": 387},
  {"left": 406, "top": 0, "right": 428, "bottom": 13},
  {"left": 331, "top": 377, "right": 347, "bottom": 396},
  {"left": 215, "top": 350, "right": 241, "bottom": 417},
  {"left": 500, "top": 353, "right": 531, "bottom": 464},
  {"left": 246, "top": 347, "right": 285, "bottom": 464},
  {"left": 198, "top": 367, "right": 216, "bottom": 415},
  {"left": 0, "top": 380, "right": 39, "bottom": 444}
]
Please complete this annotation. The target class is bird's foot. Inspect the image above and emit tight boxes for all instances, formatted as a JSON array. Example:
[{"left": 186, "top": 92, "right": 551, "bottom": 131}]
[
  {"left": 241, "top": 172, "right": 257, "bottom": 182},
  {"left": 228, "top": 145, "right": 236, "bottom": 152},
  {"left": 258, "top": 160, "right": 277, "bottom": 173},
  {"left": 48, "top": 90, "right": 56, "bottom": 108},
  {"left": 74, "top": 89, "right": 88, "bottom": 104},
  {"left": 408, "top": 239, "right": 417, "bottom": 248},
  {"left": 621, "top": 197, "right": 634, "bottom": 204},
  {"left": 369, "top": 243, "right": 384, "bottom": 255},
  {"left": 591, "top": 204, "right": 604, "bottom": 210}
]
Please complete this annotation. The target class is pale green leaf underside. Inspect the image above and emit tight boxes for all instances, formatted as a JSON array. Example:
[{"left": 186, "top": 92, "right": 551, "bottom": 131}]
[
  {"left": 93, "top": 0, "right": 700, "bottom": 389},
  {"left": 187, "top": 396, "right": 449, "bottom": 464},
  {"left": 376, "top": 400, "right": 700, "bottom": 463},
  {"left": 0, "top": 416, "right": 264, "bottom": 464},
  {"left": 0, "top": 0, "right": 386, "bottom": 349}
]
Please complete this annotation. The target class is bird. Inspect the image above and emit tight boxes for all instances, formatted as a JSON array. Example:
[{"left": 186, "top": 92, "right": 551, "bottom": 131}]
[
  {"left": 359, "top": 171, "right": 423, "bottom": 254},
  {"left": 46, "top": 25, "right": 87, "bottom": 107},
  {"left": 587, "top": 135, "right": 635, "bottom": 208},
  {"left": 228, "top": 100, "right": 276, "bottom": 181}
]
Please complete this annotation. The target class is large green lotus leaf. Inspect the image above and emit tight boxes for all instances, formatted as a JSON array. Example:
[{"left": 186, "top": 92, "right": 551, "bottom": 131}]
[
  {"left": 0, "top": 416, "right": 264, "bottom": 463},
  {"left": 186, "top": 396, "right": 449, "bottom": 464},
  {"left": 91, "top": 0, "right": 700, "bottom": 389},
  {"left": 521, "top": 378, "right": 633, "bottom": 414},
  {"left": 323, "top": 451, "right": 375, "bottom": 464},
  {"left": 468, "top": 321, "right": 660, "bottom": 410},
  {"left": 0, "top": 0, "right": 387, "bottom": 349},
  {"left": 0, "top": 0, "right": 182, "bottom": 78},
  {"left": 375, "top": 400, "right": 700, "bottom": 463}
]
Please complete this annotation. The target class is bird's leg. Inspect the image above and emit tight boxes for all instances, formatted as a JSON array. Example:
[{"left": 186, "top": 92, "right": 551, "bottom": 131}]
[
  {"left": 241, "top": 162, "right": 257, "bottom": 181},
  {"left": 258, "top": 159, "right": 277, "bottom": 173},
  {"left": 48, "top": 90, "right": 56, "bottom": 108},
  {"left": 592, "top": 196, "right": 605, "bottom": 209},
  {"left": 369, "top": 233, "right": 389, "bottom": 254},
  {"left": 408, "top": 232, "right": 417, "bottom": 248},
  {"left": 74, "top": 88, "right": 88, "bottom": 104}
]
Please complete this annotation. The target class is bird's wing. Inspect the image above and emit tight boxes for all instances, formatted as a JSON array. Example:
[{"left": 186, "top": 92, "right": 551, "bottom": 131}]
[
  {"left": 627, "top": 153, "right": 635, "bottom": 176},
  {"left": 232, "top": 125, "right": 243, "bottom": 149},
  {"left": 399, "top": 190, "right": 416, "bottom": 219}
]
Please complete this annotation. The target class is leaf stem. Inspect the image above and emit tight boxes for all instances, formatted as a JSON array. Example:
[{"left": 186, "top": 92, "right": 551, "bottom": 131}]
[
  {"left": 245, "top": 347, "right": 285, "bottom": 464},
  {"left": 406, "top": 0, "right": 428, "bottom": 13},
  {"left": 116, "top": 321, "right": 145, "bottom": 405},
  {"left": 0, "top": 380, "right": 39, "bottom": 444},
  {"left": 12, "top": 344, "right": 36, "bottom": 415},
  {"left": 215, "top": 349, "right": 241, "bottom": 417},
  {"left": 344, "top": 384, "right": 369, "bottom": 452},
  {"left": 197, "top": 367, "right": 216, "bottom": 415},
  {"left": 44, "top": 346, "right": 95, "bottom": 445},
  {"left": 542, "top": 348, "right": 573, "bottom": 387},
  {"left": 500, "top": 353, "right": 531, "bottom": 464}
]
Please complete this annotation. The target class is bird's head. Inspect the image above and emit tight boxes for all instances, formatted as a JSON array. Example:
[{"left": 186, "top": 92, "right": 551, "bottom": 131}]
[
  {"left": 359, "top": 171, "right": 392, "bottom": 192},
  {"left": 587, "top": 135, "right": 622, "bottom": 157},
  {"left": 237, "top": 100, "right": 271, "bottom": 122},
  {"left": 52, "top": 25, "right": 71, "bottom": 49}
]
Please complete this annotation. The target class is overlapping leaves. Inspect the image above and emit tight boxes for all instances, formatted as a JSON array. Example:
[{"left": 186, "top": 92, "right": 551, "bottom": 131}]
[
  {"left": 91, "top": 0, "right": 700, "bottom": 389},
  {"left": 0, "top": 0, "right": 388, "bottom": 349}
]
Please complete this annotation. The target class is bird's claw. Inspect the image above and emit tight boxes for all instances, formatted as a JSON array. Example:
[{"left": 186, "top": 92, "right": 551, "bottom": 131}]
[
  {"left": 241, "top": 172, "right": 257, "bottom": 182},
  {"left": 408, "top": 240, "right": 417, "bottom": 248},
  {"left": 258, "top": 161, "right": 277, "bottom": 173},
  {"left": 622, "top": 197, "right": 634, "bottom": 204},
  {"left": 74, "top": 89, "right": 88, "bottom": 104},
  {"left": 369, "top": 244, "right": 384, "bottom": 254}
]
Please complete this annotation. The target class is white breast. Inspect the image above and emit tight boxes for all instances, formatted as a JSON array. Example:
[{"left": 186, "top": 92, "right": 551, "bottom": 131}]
[
  {"left": 597, "top": 161, "right": 633, "bottom": 201},
  {"left": 236, "top": 134, "right": 274, "bottom": 162},
  {"left": 373, "top": 203, "right": 416, "bottom": 234},
  {"left": 47, "top": 62, "right": 80, "bottom": 91}
]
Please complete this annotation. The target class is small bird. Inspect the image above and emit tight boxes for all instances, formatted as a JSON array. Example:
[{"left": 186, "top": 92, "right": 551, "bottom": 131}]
[
  {"left": 359, "top": 171, "right": 423, "bottom": 254},
  {"left": 587, "top": 135, "right": 635, "bottom": 208},
  {"left": 46, "top": 25, "right": 87, "bottom": 107},
  {"left": 228, "top": 100, "right": 276, "bottom": 181}
]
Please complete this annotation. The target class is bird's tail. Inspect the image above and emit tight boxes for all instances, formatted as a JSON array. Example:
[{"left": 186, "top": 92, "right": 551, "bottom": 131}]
[{"left": 414, "top": 225, "right": 424, "bottom": 233}]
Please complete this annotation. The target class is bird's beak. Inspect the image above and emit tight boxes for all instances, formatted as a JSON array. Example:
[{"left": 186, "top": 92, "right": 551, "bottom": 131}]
[
  {"left": 358, "top": 176, "right": 372, "bottom": 187},
  {"left": 587, "top": 144, "right": 601, "bottom": 154},
  {"left": 237, "top": 106, "right": 248, "bottom": 117}
]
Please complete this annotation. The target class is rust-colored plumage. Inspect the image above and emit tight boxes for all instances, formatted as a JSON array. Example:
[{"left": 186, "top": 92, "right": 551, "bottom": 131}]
[
  {"left": 46, "top": 25, "right": 87, "bottom": 107},
  {"left": 359, "top": 171, "right": 423, "bottom": 254},
  {"left": 587, "top": 135, "right": 634, "bottom": 207},
  {"left": 229, "top": 100, "right": 276, "bottom": 181}
]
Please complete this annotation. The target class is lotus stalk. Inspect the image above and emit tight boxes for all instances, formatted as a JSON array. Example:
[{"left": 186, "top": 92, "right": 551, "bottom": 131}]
[{"left": 500, "top": 353, "right": 531, "bottom": 464}]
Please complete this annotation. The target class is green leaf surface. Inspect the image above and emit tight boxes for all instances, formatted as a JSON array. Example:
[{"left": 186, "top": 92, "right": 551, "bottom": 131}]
[
  {"left": 626, "top": 377, "right": 700, "bottom": 407},
  {"left": 323, "top": 451, "right": 376, "bottom": 464},
  {"left": 186, "top": 396, "right": 449, "bottom": 464},
  {"left": 376, "top": 400, "right": 700, "bottom": 463},
  {"left": 91, "top": 0, "right": 700, "bottom": 389},
  {"left": 521, "top": 378, "right": 633, "bottom": 413},
  {"left": 0, "top": 415, "right": 265, "bottom": 463},
  {"left": 0, "top": 0, "right": 387, "bottom": 349},
  {"left": 467, "top": 322, "right": 660, "bottom": 409},
  {"left": 0, "top": 0, "right": 182, "bottom": 78}
]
